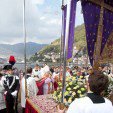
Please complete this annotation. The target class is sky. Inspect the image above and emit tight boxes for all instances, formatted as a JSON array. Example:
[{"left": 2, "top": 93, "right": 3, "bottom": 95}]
[{"left": 0, "top": 0, "right": 84, "bottom": 44}]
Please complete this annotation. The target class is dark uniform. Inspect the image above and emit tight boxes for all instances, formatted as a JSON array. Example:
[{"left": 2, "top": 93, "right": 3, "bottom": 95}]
[{"left": 2, "top": 65, "right": 20, "bottom": 113}]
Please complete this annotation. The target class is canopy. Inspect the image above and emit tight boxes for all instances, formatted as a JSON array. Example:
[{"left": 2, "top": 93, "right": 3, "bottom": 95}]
[{"left": 81, "top": 0, "right": 113, "bottom": 69}]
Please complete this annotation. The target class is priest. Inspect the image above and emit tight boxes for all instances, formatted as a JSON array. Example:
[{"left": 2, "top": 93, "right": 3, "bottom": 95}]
[
  {"left": 66, "top": 72, "right": 113, "bottom": 113},
  {"left": 21, "top": 67, "right": 38, "bottom": 113}
]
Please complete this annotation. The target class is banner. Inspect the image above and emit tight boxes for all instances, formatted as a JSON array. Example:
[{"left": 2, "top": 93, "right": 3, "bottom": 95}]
[
  {"left": 82, "top": 0, "right": 113, "bottom": 65},
  {"left": 82, "top": 1, "right": 100, "bottom": 65},
  {"left": 101, "top": 9, "right": 113, "bottom": 53},
  {"left": 65, "top": 0, "right": 77, "bottom": 61}
]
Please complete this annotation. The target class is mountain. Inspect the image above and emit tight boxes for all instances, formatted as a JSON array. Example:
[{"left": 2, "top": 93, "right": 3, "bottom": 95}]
[
  {"left": 0, "top": 42, "right": 47, "bottom": 59},
  {"left": 30, "top": 24, "right": 87, "bottom": 62}
]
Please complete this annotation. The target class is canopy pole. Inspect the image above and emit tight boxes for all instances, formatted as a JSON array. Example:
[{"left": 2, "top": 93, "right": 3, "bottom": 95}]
[
  {"left": 59, "top": 0, "right": 65, "bottom": 76},
  {"left": 61, "top": 0, "right": 71, "bottom": 103},
  {"left": 23, "top": 0, "right": 27, "bottom": 97},
  {"left": 61, "top": 0, "right": 66, "bottom": 104}
]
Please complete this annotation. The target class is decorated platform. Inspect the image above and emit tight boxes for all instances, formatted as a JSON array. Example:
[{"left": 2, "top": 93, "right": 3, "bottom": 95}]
[{"left": 25, "top": 95, "right": 58, "bottom": 113}]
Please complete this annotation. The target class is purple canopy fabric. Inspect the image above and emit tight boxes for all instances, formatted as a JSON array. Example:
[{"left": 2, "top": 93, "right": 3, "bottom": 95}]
[
  {"left": 82, "top": 0, "right": 113, "bottom": 65},
  {"left": 82, "top": 1, "right": 100, "bottom": 65},
  {"left": 104, "top": 0, "right": 113, "bottom": 7},
  {"left": 101, "top": 9, "right": 113, "bottom": 53},
  {"left": 67, "top": 0, "right": 77, "bottom": 60}
]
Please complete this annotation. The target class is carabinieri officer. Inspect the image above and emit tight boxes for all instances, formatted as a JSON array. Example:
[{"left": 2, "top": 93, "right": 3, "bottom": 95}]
[{"left": 1, "top": 65, "right": 20, "bottom": 113}]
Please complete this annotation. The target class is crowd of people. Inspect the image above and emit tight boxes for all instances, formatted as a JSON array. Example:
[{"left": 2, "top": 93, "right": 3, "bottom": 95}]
[
  {"left": 66, "top": 71, "right": 113, "bottom": 113},
  {"left": 0, "top": 62, "right": 113, "bottom": 113}
]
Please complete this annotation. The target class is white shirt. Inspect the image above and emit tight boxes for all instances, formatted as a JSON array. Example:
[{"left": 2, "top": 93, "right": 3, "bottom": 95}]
[
  {"left": 21, "top": 76, "right": 38, "bottom": 108},
  {"left": 67, "top": 97, "right": 113, "bottom": 113}
]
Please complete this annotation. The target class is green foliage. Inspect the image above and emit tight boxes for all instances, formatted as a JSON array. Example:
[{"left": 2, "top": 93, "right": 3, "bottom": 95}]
[
  {"left": 38, "top": 44, "right": 60, "bottom": 55},
  {"left": 39, "top": 24, "right": 86, "bottom": 55},
  {"left": 29, "top": 55, "right": 38, "bottom": 62},
  {"left": 74, "top": 24, "right": 86, "bottom": 50},
  {"left": 30, "top": 24, "right": 87, "bottom": 62}
]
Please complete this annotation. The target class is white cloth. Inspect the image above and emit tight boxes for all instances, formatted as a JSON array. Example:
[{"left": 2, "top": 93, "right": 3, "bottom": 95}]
[
  {"left": 43, "top": 65, "right": 50, "bottom": 73},
  {"left": 0, "top": 80, "right": 6, "bottom": 110},
  {"left": 43, "top": 78, "right": 52, "bottom": 94},
  {"left": 32, "top": 69, "right": 42, "bottom": 79},
  {"left": 67, "top": 97, "right": 113, "bottom": 113},
  {"left": 40, "top": 68, "right": 45, "bottom": 77},
  {"left": 40, "top": 65, "right": 50, "bottom": 77},
  {"left": 11, "top": 90, "right": 17, "bottom": 97},
  {"left": 41, "top": 65, "right": 50, "bottom": 77},
  {"left": 21, "top": 77, "right": 38, "bottom": 108},
  {"left": 52, "top": 72, "right": 59, "bottom": 79},
  {"left": 66, "top": 71, "right": 71, "bottom": 77},
  {"left": 0, "top": 76, "right": 6, "bottom": 87}
]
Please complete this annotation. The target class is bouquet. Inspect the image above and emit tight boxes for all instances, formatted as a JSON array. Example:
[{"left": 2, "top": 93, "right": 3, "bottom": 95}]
[{"left": 53, "top": 76, "right": 87, "bottom": 106}]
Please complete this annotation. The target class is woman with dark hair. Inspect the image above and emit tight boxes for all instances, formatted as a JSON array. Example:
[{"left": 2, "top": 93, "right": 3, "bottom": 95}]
[{"left": 66, "top": 71, "right": 113, "bottom": 113}]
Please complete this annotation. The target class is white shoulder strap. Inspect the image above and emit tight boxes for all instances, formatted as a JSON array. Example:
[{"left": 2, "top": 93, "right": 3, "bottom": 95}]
[{"left": 9, "top": 76, "right": 16, "bottom": 89}]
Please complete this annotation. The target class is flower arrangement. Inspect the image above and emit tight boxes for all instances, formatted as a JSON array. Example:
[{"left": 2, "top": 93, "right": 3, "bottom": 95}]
[
  {"left": 53, "top": 76, "right": 87, "bottom": 106},
  {"left": 104, "top": 77, "right": 113, "bottom": 97}
]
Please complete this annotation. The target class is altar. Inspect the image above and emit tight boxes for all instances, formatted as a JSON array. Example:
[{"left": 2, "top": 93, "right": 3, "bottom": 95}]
[{"left": 25, "top": 95, "right": 58, "bottom": 113}]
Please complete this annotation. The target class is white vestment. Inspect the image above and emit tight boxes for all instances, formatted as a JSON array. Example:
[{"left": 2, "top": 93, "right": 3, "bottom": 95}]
[
  {"left": 40, "top": 65, "right": 50, "bottom": 77},
  {"left": 43, "top": 65, "right": 50, "bottom": 73},
  {"left": 67, "top": 97, "right": 113, "bottom": 113},
  {"left": 32, "top": 69, "right": 42, "bottom": 79},
  {"left": 21, "top": 77, "right": 38, "bottom": 108},
  {"left": 40, "top": 68, "right": 45, "bottom": 77}
]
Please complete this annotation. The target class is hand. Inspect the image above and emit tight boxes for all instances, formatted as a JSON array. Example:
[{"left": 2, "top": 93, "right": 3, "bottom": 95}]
[
  {"left": 4, "top": 91, "right": 7, "bottom": 95},
  {"left": 57, "top": 105, "right": 66, "bottom": 113},
  {"left": 11, "top": 90, "right": 17, "bottom": 97}
]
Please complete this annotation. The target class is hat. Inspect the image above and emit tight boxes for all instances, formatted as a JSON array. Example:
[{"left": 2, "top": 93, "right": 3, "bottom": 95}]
[
  {"left": 3, "top": 65, "right": 13, "bottom": 70},
  {"left": 9, "top": 56, "right": 16, "bottom": 66}
]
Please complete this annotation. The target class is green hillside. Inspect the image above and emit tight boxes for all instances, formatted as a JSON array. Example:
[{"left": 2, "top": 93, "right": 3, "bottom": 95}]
[
  {"left": 30, "top": 24, "right": 86, "bottom": 62},
  {"left": 74, "top": 24, "right": 86, "bottom": 50}
]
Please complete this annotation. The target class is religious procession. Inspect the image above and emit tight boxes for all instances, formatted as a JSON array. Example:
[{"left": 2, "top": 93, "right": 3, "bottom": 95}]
[{"left": 1, "top": 0, "right": 113, "bottom": 113}]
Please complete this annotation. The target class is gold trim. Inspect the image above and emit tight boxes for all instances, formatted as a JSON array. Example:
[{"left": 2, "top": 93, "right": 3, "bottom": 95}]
[
  {"left": 67, "top": 58, "right": 72, "bottom": 62},
  {"left": 26, "top": 98, "right": 42, "bottom": 113},
  {"left": 88, "top": 0, "right": 113, "bottom": 12},
  {"left": 99, "top": 30, "right": 113, "bottom": 64},
  {"left": 93, "top": 0, "right": 104, "bottom": 70}
]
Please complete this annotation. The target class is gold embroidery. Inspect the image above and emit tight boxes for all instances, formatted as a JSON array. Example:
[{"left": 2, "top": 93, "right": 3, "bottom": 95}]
[
  {"left": 93, "top": 0, "right": 104, "bottom": 70},
  {"left": 100, "top": 31, "right": 113, "bottom": 64},
  {"left": 88, "top": 0, "right": 113, "bottom": 12}
]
